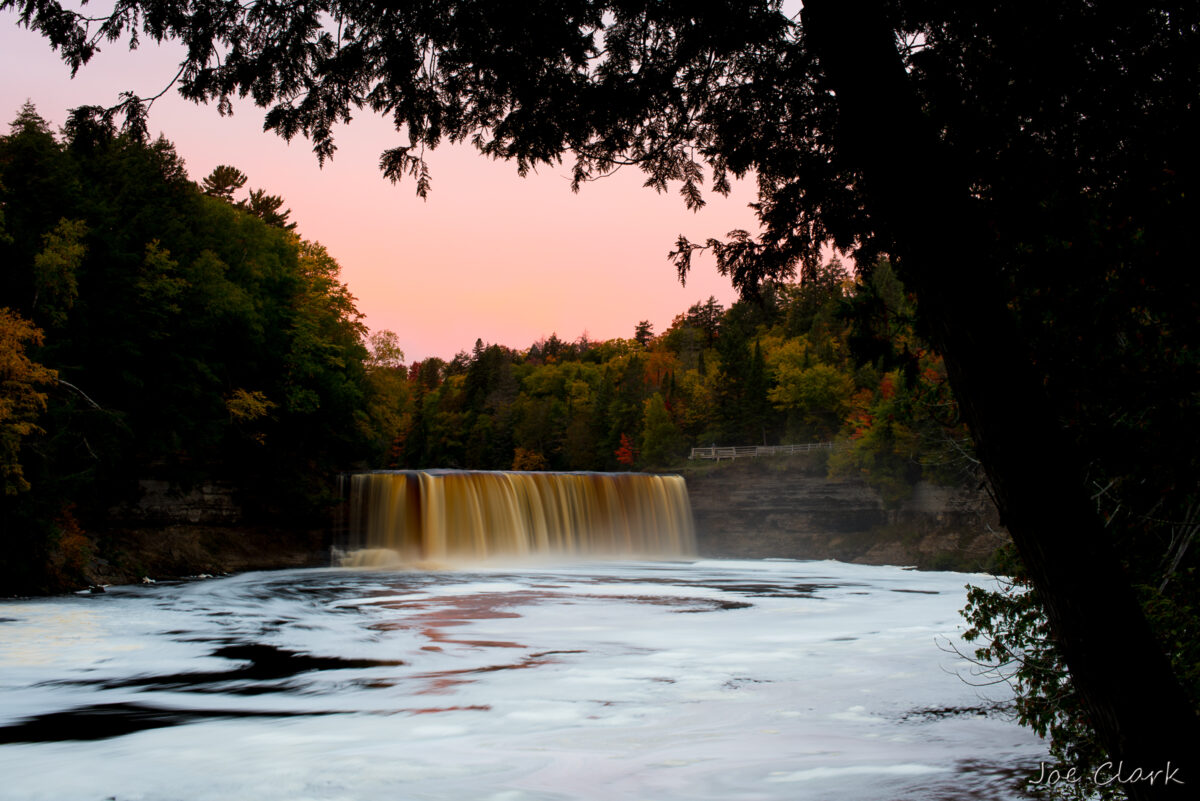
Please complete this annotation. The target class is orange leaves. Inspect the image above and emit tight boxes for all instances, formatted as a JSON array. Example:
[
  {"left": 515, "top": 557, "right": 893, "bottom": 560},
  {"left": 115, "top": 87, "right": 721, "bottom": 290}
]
[
  {"left": 512, "top": 447, "right": 548, "bottom": 471},
  {"left": 845, "top": 387, "right": 875, "bottom": 440},
  {"left": 0, "top": 308, "right": 58, "bottom": 494},
  {"left": 643, "top": 347, "right": 680, "bottom": 390}
]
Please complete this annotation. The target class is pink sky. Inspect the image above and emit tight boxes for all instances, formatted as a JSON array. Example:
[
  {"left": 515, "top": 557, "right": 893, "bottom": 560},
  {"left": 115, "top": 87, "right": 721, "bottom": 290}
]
[{"left": 1, "top": 18, "right": 761, "bottom": 362}]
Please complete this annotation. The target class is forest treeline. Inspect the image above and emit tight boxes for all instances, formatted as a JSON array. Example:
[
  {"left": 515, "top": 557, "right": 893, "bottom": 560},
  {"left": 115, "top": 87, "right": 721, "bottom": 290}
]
[
  {"left": 392, "top": 260, "right": 971, "bottom": 507},
  {"left": 1, "top": 104, "right": 969, "bottom": 591},
  {"left": 0, "top": 104, "right": 388, "bottom": 590}
]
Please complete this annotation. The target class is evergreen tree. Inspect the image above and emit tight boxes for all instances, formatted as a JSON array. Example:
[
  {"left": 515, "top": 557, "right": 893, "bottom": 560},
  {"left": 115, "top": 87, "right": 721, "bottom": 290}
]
[
  {"left": 200, "top": 164, "right": 247, "bottom": 199},
  {"left": 242, "top": 187, "right": 295, "bottom": 230},
  {"left": 686, "top": 297, "right": 723, "bottom": 347},
  {"left": 633, "top": 320, "right": 653, "bottom": 347},
  {"left": 744, "top": 340, "right": 770, "bottom": 445},
  {"left": 713, "top": 311, "right": 751, "bottom": 441}
]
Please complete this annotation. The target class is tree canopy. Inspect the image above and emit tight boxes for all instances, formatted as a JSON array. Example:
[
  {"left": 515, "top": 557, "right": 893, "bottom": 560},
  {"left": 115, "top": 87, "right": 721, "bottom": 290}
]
[
  {"left": 6, "top": 1, "right": 1199, "bottom": 795},
  {"left": 0, "top": 105, "right": 394, "bottom": 592}
]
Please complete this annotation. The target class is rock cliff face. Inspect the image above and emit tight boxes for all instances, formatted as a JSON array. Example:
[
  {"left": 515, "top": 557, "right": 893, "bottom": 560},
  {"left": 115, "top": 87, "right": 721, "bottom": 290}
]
[
  {"left": 682, "top": 457, "right": 1007, "bottom": 571},
  {"left": 83, "top": 465, "right": 1004, "bottom": 589},
  {"left": 87, "top": 481, "right": 330, "bottom": 586},
  {"left": 110, "top": 480, "right": 242, "bottom": 525}
]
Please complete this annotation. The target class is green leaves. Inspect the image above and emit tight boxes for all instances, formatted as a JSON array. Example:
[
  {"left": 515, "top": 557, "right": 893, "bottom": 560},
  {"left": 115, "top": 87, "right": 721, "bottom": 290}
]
[
  {"left": 0, "top": 107, "right": 380, "bottom": 543},
  {"left": 961, "top": 561, "right": 1118, "bottom": 801},
  {"left": 31, "top": 217, "right": 85, "bottom": 327},
  {"left": 640, "top": 392, "right": 682, "bottom": 466}
]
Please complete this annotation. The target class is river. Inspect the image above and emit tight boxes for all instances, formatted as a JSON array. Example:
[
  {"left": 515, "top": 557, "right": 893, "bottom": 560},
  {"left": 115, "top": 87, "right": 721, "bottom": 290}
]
[{"left": 0, "top": 559, "right": 1047, "bottom": 800}]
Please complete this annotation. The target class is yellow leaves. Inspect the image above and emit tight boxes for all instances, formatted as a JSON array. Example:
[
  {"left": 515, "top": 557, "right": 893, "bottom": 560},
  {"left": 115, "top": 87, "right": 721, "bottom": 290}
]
[
  {"left": 768, "top": 361, "right": 854, "bottom": 414},
  {"left": 755, "top": 331, "right": 786, "bottom": 358},
  {"left": 46, "top": 505, "right": 91, "bottom": 587},
  {"left": 512, "top": 447, "right": 548, "bottom": 471},
  {"left": 0, "top": 308, "right": 57, "bottom": 494},
  {"left": 566, "top": 378, "right": 593, "bottom": 410},
  {"left": 765, "top": 337, "right": 805, "bottom": 366},
  {"left": 32, "top": 217, "right": 87, "bottom": 327},
  {"left": 521, "top": 360, "right": 601, "bottom": 399},
  {"left": 225, "top": 389, "right": 278, "bottom": 445},
  {"left": 225, "top": 388, "right": 276, "bottom": 422},
  {"left": 367, "top": 330, "right": 405, "bottom": 371},
  {"left": 673, "top": 368, "right": 717, "bottom": 434}
]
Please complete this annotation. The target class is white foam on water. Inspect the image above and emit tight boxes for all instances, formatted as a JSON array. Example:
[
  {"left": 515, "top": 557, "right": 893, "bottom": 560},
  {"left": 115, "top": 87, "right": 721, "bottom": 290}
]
[{"left": 0, "top": 560, "right": 1047, "bottom": 800}]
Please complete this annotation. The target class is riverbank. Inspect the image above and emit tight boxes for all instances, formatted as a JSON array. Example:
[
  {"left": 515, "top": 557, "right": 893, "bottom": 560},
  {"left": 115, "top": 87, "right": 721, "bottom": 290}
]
[
  {"left": 80, "top": 525, "right": 332, "bottom": 587},
  {"left": 53, "top": 480, "right": 335, "bottom": 590}
]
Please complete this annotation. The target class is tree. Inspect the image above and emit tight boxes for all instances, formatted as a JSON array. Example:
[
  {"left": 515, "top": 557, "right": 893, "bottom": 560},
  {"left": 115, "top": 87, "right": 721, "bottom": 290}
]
[
  {"left": 366, "top": 330, "right": 405, "bottom": 371},
  {"left": 642, "top": 346, "right": 679, "bottom": 392},
  {"left": 242, "top": 188, "right": 296, "bottom": 230},
  {"left": 200, "top": 165, "right": 247, "bottom": 200},
  {"left": 713, "top": 308, "right": 758, "bottom": 442},
  {"left": 10, "top": 1, "right": 1199, "bottom": 791},
  {"left": 799, "top": 6, "right": 1200, "bottom": 791},
  {"left": 614, "top": 433, "right": 636, "bottom": 468},
  {"left": 784, "top": 258, "right": 849, "bottom": 338},
  {"left": 201, "top": 166, "right": 295, "bottom": 229},
  {"left": 633, "top": 320, "right": 654, "bottom": 348},
  {"left": 768, "top": 345, "right": 854, "bottom": 440},
  {"left": 511, "top": 446, "right": 547, "bottom": 471},
  {"left": 31, "top": 217, "right": 86, "bottom": 327},
  {"left": 0, "top": 308, "right": 56, "bottom": 495},
  {"left": 743, "top": 340, "right": 770, "bottom": 445},
  {"left": 640, "top": 393, "right": 681, "bottom": 466},
  {"left": 0, "top": 102, "right": 82, "bottom": 316},
  {"left": 686, "top": 297, "right": 724, "bottom": 347}
]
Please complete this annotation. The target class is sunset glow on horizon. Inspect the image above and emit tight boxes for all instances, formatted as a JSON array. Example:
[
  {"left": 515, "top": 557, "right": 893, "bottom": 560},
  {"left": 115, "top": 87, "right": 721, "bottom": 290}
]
[{"left": 2, "top": 19, "right": 761, "bottom": 363}]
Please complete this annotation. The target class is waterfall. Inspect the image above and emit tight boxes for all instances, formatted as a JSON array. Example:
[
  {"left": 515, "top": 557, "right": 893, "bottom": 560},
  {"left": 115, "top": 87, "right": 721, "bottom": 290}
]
[{"left": 341, "top": 470, "right": 695, "bottom": 564}]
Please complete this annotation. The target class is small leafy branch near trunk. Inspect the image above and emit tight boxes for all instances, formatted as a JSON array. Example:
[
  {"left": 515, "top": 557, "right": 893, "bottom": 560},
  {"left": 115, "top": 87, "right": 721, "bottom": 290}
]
[{"left": 962, "top": 542, "right": 1200, "bottom": 800}]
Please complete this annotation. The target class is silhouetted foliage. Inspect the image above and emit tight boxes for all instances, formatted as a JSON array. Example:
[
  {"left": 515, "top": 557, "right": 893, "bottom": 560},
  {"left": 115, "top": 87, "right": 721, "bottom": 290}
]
[
  {"left": 633, "top": 320, "right": 653, "bottom": 347},
  {"left": 242, "top": 188, "right": 295, "bottom": 230},
  {"left": 201, "top": 165, "right": 247, "bottom": 199}
]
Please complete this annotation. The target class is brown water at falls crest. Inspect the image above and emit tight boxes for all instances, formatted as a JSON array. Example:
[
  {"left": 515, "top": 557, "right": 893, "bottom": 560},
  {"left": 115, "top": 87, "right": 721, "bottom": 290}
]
[{"left": 343, "top": 471, "right": 696, "bottom": 563}]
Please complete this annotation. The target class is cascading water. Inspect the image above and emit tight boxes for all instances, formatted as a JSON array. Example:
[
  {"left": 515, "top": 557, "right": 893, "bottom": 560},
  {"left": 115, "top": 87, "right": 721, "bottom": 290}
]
[{"left": 340, "top": 470, "right": 696, "bottom": 564}]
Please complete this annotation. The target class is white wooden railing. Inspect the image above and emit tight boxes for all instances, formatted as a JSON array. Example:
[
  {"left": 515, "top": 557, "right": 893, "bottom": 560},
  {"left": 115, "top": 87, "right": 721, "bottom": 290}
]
[{"left": 688, "top": 441, "right": 837, "bottom": 460}]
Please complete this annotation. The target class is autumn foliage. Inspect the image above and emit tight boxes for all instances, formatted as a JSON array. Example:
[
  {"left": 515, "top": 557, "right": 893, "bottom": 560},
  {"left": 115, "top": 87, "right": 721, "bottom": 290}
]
[
  {"left": 614, "top": 434, "right": 636, "bottom": 467},
  {"left": 0, "top": 308, "right": 56, "bottom": 495}
]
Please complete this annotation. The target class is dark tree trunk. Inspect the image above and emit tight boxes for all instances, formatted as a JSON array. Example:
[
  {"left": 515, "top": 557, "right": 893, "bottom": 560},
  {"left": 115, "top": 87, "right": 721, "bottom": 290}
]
[{"left": 804, "top": 2, "right": 1199, "bottom": 797}]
